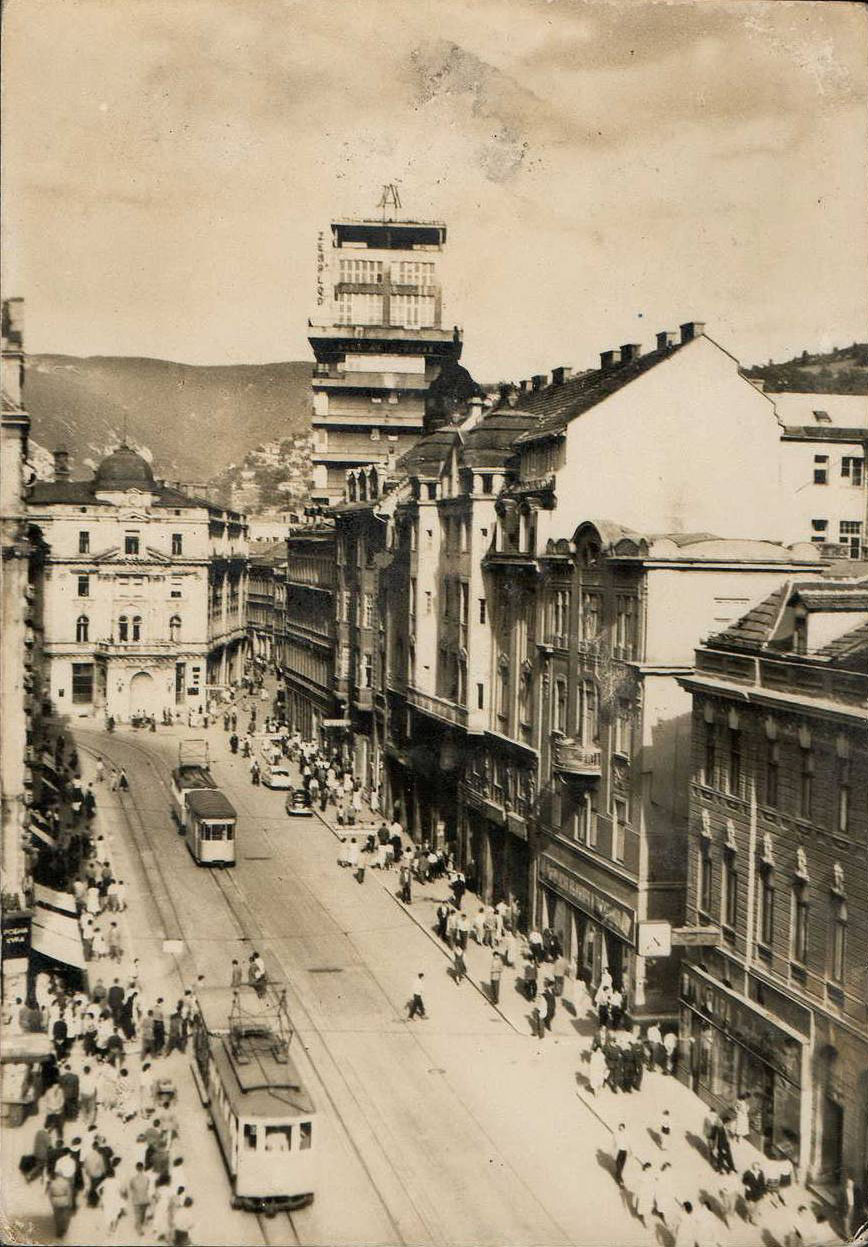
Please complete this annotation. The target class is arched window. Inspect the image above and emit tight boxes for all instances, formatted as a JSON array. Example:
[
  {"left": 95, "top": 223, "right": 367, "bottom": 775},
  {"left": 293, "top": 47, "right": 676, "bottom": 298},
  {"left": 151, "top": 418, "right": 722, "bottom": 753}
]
[
  {"left": 118, "top": 615, "right": 129, "bottom": 642},
  {"left": 132, "top": 615, "right": 142, "bottom": 641},
  {"left": 169, "top": 615, "right": 181, "bottom": 642},
  {"left": 76, "top": 615, "right": 89, "bottom": 643}
]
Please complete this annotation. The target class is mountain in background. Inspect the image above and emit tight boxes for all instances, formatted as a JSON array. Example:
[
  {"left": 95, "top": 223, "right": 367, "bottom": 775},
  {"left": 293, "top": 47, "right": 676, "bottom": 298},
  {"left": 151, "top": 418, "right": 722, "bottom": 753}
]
[
  {"left": 743, "top": 343, "right": 868, "bottom": 394},
  {"left": 24, "top": 354, "right": 313, "bottom": 486}
]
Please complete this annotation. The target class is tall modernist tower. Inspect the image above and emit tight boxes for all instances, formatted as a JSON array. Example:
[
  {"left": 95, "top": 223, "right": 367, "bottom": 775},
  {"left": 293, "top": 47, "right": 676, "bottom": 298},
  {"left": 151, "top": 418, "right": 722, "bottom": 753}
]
[{"left": 308, "top": 187, "right": 462, "bottom": 505}]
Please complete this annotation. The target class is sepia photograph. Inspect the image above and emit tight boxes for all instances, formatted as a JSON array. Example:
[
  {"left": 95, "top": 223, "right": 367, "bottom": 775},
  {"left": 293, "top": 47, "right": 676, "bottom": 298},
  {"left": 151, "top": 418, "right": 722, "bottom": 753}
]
[{"left": 1, "top": 1, "right": 867, "bottom": 1245}]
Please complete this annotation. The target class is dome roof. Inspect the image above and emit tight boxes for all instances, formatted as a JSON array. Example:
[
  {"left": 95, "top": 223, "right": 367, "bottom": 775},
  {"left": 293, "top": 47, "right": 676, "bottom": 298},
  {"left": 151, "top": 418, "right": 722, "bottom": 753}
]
[{"left": 93, "top": 445, "right": 156, "bottom": 490}]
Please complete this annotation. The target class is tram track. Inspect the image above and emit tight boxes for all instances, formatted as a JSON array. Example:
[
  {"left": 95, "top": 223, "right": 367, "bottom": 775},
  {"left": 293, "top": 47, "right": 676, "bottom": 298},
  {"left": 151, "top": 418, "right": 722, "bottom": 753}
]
[{"left": 75, "top": 728, "right": 437, "bottom": 1247}]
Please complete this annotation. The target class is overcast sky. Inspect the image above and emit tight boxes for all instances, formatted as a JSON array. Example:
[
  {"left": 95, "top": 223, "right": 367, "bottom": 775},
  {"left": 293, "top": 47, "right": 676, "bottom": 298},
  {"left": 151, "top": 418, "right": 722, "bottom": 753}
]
[{"left": 2, "top": 0, "right": 865, "bottom": 380}]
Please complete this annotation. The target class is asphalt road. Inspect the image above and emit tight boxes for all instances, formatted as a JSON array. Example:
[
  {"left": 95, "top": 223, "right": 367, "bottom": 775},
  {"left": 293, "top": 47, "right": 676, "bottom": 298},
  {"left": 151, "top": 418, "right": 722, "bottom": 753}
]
[{"left": 75, "top": 722, "right": 644, "bottom": 1247}]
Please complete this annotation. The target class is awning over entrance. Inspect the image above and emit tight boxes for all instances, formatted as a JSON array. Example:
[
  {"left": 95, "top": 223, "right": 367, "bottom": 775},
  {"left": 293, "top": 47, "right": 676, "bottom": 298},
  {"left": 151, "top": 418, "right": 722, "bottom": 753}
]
[
  {"left": 34, "top": 884, "right": 77, "bottom": 915},
  {"left": 27, "top": 822, "right": 56, "bottom": 849},
  {"left": 31, "top": 908, "right": 86, "bottom": 971}
]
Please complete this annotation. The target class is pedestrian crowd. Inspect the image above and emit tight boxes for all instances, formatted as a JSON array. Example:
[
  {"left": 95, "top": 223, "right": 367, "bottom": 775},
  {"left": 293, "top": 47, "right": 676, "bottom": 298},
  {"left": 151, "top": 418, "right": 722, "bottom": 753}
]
[{"left": 3, "top": 732, "right": 200, "bottom": 1244}]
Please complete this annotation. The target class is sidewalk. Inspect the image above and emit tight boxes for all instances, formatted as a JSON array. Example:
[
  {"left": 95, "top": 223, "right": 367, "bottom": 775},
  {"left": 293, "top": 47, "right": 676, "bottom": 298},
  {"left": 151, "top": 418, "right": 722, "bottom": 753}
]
[
  {"left": 284, "top": 751, "right": 844, "bottom": 1247},
  {"left": 1, "top": 736, "right": 254, "bottom": 1247}
]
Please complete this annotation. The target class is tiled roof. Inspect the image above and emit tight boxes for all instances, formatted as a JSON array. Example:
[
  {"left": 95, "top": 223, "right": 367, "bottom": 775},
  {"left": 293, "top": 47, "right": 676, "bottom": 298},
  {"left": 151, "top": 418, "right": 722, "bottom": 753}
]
[
  {"left": 796, "top": 588, "right": 868, "bottom": 611},
  {"left": 396, "top": 428, "right": 460, "bottom": 476},
  {"left": 707, "top": 583, "right": 791, "bottom": 651},
  {"left": 512, "top": 341, "right": 685, "bottom": 445},
  {"left": 815, "top": 619, "right": 868, "bottom": 662},
  {"left": 28, "top": 476, "right": 240, "bottom": 518},
  {"left": 463, "top": 411, "right": 538, "bottom": 468}
]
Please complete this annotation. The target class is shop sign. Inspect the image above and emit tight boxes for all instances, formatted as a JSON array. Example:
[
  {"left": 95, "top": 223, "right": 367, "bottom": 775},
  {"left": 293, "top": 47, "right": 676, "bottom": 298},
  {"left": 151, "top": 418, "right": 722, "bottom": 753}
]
[
  {"left": 2, "top": 910, "right": 32, "bottom": 961},
  {"left": 638, "top": 921, "right": 671, "bottom": 958},
  {"left": 682, "top": 968, "right": 802, "bottom": 1084},
  {"left": 539, "top": 857, "right": 635, "bottom": 942},
  {"left": 671, "top": 925, "right": 722, "bottom": 948}
]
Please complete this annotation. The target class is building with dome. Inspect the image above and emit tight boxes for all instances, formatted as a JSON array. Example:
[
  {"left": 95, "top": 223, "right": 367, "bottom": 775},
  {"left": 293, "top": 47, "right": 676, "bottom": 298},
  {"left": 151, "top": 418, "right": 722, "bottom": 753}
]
[{"left": 28, "top": 445, "right": 248, "bottom": 721}]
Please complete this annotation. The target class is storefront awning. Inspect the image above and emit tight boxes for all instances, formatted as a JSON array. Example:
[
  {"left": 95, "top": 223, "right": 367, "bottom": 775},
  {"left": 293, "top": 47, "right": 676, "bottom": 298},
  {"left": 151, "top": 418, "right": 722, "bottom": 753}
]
[
  {"left": 34, "top": 884, "right": 77, "bottom": 915},
  {"left": 31, "top": 909, "right": 86, "bottom": 970},
  {"left": 27, "top": 823, "right": 56, "bottom": 848}
]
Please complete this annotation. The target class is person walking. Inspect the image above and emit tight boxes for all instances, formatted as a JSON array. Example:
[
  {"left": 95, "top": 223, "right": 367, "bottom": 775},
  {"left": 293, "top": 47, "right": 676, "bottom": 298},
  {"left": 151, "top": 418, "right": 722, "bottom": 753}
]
[
  {"left": 742, "top": 1159, "right": 767, "bottom": 1224},
  {"left": 59, "top": 1063, "right": 80, "bottom": 1121},
  {"left": 588, "top": 1044, "right": 608, "bottom": 1096},
  {"left": 398, "top": 862, "right": 412, "bottom": 905},
  {"left": 542, "top": 979, "right": 556, "bottom": 1031},
  {"left": 95, "top": 757, "right": 105, "bottom": 783},
  {"left": 663, "top": 1028, "right": 678, "bottom": 1075},
  {"left": 152, "top": 999, "right": 167, "bottom": 1054},
  {"left": 127, "top": 1160, "right": 152, "bottom": 1234},
  {"left": 407, "top": 972, "right": 427, "bottom": 1020},
  {"left": 732, "top": 1093, "right": 750, "bottom": 1143},
  {"left": 659, "top": 1108, "right": 672, "bottom": 1152},
  {"left": 612, "top": 1123, "right": 630, "bottom": 1187},
  {"left": 79, "top": 1065, "right": 97, "bottom": 1127},
  {"left": 452, "top": 943, "right": 466, "bottom": 986},
  {"left": 249, "top": 951, "right": 267, "bottom": 998},
  {"left": 634, "top": 1161, "right": 656, "bottom": 1227},
  {"left": 173, "top": 1195, "right": 195, "bottom": 1246},
  {"left": 531, "top": 994, "right": 546, "bottom": 1039},
  {"left": 523, "top": 956, "right": 538, "bottom": 1002},
  {"left": 489, "top": 951, "right": 503, "bottom": 1005},
  {"left": 47, "top": 1170, "right": 75, "bottom": 1239},
  {"left": 231, "top": 958, "right": 242, "bottom": 990},
  {"left": 117, "top": 768, "right": 129, "bottom": 792}
]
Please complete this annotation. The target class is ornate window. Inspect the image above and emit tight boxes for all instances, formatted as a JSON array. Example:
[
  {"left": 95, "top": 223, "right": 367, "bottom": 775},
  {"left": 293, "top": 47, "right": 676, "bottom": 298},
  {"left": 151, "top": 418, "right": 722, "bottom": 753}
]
[
  {"left": 75, "top": 615, "right": 89, "bottom": 643},
  {"left": 169, "top": 615, "right": 181, "bottom": 642},
  {"left": 132, "top": 616, "right": 142, "bottom": 642},
  {"left": 118, "top": 615, "right": 129, "bottom": 642}
]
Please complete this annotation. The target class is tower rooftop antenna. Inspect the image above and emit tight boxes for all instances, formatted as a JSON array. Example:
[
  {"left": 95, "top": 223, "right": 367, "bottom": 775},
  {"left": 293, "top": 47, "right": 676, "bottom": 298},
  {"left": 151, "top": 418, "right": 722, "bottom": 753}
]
[{"left": 378, "top": 183, "right": 402, "bottom": 222}]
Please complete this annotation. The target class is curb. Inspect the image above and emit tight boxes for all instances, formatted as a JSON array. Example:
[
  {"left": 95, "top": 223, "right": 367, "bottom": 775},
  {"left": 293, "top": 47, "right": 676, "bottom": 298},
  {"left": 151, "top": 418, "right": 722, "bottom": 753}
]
[{"left": 311, "top": 803, "right": 522, "bottom": 1035}]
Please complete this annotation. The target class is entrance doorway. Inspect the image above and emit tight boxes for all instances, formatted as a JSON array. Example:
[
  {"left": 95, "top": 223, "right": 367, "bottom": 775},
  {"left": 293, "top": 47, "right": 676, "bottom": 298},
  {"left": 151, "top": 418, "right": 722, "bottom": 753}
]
[{"left": 129, "top": 670, "right": 157, "bottom": 718}]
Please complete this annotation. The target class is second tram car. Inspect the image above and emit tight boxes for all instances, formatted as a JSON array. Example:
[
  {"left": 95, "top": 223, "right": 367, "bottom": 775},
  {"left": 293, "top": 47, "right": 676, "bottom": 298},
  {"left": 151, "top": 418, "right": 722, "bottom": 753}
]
[
  {"left": 192, "top": 987, "right": 316, "bottom": 1211},
  {"left": 185, "top": 788, "right": 237, "bottom": 867}
]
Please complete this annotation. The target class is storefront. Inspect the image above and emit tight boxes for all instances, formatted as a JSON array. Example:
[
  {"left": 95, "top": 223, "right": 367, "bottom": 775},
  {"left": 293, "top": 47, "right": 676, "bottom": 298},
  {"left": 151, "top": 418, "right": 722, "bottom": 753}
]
[
  {"left": 461, "top": 788, "right": 530, "bottom": 920},
  {"left": 679, "top": 964, "right": 808, "bottom": 1171},
  {"left": 537, "top": 855, "right": 636, "bottom": 998}
]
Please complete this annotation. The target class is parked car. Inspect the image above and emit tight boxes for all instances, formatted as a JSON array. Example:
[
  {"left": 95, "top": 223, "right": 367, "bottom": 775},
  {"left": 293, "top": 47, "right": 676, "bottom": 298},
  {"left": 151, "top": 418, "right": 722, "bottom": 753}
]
[
  {"left": 286, "top": 789, "right": 313, "bottom": 817},
  {"left": 262, "top": 760, "right": 293, "bottom": 789}
]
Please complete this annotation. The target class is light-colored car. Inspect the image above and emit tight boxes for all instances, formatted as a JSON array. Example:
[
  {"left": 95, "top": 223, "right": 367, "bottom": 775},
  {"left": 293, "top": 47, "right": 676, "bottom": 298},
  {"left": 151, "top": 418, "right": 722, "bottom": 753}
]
[
  {"left": 262, "top": 760, "right": 293, "bottom": 789},
  {"left": 286, "top": 789, "right": 313, "bottom": 817}
]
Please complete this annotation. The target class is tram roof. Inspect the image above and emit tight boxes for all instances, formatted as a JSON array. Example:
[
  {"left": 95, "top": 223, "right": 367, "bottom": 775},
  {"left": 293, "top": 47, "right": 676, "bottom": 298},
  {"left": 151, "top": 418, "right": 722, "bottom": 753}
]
[
  {"left": 198, "top": 987, "right": 313, "bottom": 1119},
  {"left": 171, "top": 765, "right": 216, "bottom": 790},
  {"left": 186, "top": 789, "right": 236, "bottom": 819}
]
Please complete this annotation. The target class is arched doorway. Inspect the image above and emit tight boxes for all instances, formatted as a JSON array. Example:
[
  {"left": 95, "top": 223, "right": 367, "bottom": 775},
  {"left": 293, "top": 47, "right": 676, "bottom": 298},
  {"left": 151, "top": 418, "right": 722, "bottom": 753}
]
[{"left": 129, "top": 670, "right": 157, "bottom": 719}]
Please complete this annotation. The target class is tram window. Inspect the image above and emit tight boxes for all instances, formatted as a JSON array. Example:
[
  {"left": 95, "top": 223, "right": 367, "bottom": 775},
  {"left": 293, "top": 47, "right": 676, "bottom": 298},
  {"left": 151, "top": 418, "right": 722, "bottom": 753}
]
[
  {"left": 226, "top": 824, "right": 235, "bottom": 840},
  {"left": 265, "top": 1125, "right": 292, "bottom": 1151},
  {"left": 243, "top": 1123, "right": 257, "bottom": 1150},
  {"left": 299, "top": 1122, "right": 312, "bottom": 1150},
  {"left": 199, "top": 824, "right": 211, "bottom": 840},
  {"left": 209, "top": 823, "right": 225, "bottom": 840}
]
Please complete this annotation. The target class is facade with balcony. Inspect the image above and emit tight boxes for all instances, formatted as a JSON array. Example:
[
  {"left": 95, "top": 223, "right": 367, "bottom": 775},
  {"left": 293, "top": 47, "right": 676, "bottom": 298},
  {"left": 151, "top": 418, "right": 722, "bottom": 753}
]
[
  {"left": 2, "top": 299, "right": 48, "bottom": 997},
  {"left": 308, "top": 207, "right": 462, "bottom": 505},
  {"left": 285, "top": 521, "right": 337, "bottom": 741},
  {"left": 530, "top": 522, "right": 819, "bottom": 1020},
  {"left": 678, "top": 576, "right": 868, "bottom": 1189},
  {"left": 247, "top": 540, "right": 288, "bottom": 667},
  {"left": 28, "top": 446, "right": 248, "bottom": 722}
]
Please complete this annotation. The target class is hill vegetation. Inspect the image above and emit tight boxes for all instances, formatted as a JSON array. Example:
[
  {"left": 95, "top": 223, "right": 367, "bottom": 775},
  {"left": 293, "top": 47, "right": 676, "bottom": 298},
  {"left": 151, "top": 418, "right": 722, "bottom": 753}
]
[
  {"left": 743, "top": 343, "right": 868, "bottom": 394},
  {"left": 25, "top": 354, "right": 313, "bottom": 485}
]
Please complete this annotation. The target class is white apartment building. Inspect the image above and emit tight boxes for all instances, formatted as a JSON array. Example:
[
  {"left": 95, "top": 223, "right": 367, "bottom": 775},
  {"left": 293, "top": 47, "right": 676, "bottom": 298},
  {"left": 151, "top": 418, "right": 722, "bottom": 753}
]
[{"left": 774, "top": 392, "right": 868, "bottom": 558}]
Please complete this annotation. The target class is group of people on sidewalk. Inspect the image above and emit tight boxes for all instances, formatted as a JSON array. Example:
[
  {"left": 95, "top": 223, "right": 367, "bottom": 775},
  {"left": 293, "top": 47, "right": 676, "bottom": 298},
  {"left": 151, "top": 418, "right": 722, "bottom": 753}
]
[{"left": 3, "top": 732, "right": 200, "bottom": 1245}]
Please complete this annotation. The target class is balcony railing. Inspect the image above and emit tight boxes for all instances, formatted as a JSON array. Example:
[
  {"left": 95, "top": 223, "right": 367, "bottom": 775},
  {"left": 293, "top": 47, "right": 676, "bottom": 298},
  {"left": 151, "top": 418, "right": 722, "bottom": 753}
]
[
  {"left": 551, "top": 737, "right": 602, "bottom": 778},
  {"left": 407, "top": 686, "right": 468, "bottom": 729}
]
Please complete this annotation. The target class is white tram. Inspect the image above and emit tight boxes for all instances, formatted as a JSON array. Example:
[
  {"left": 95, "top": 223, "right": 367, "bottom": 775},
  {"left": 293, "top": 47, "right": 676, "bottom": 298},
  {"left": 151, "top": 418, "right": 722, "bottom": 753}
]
[
  {"left": 184, "top": 788, "right": 237, "bottom": 867},
  {"left": 192, "top": 987, "right": 317, "bottom": 1212},
  {"left": 171, "top": 740, "right": 215, "bottom": 826}
]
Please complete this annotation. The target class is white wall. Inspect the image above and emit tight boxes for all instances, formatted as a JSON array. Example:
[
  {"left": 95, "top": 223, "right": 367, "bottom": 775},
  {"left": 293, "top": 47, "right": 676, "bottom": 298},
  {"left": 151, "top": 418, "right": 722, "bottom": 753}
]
[
  {"left": 538, "top": 336, "right": 787, "bottom": 546},
  {"left": 779, "top": 438, "right": 865, "bottom": 548}
]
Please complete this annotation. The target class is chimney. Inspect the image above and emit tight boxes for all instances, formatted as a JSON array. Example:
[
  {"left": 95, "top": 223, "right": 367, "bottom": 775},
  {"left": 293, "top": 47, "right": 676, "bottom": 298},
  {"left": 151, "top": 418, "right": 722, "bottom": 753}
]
[
  {"left": 656, "top": 330, "right": 677, "bottom": 352},
  {"left": 600, "top": 349, "right": 617, "bottom": 370},
  {"left": 551, "top": 366, "right": 573, "bottom": 386},
  {"left": 519, "top": 379, "right": 529, "bottom": 394},
  {"left": 620, "top": 343, "right": 641, "bottom": 364},
  {"left": 531, "top": 373, "right": 547, "bottom": 392},
  {"left": 680, "top": 321, "right": 705, "bottom": 344},
  {"left": 54, "top": 448, "right": 70, "bottom": 480}
]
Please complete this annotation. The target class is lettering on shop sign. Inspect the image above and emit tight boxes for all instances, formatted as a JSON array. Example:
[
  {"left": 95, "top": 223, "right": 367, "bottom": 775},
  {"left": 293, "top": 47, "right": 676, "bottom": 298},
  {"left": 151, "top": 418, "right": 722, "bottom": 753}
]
[
  {"left": 2, "top": 911, "right": 32, "bottom": 960},
  {"left": 539, "top": 858, "right": 635, "bottom": 942}
]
